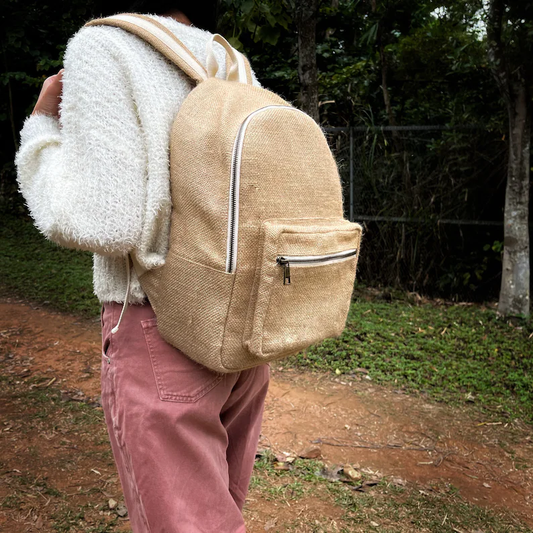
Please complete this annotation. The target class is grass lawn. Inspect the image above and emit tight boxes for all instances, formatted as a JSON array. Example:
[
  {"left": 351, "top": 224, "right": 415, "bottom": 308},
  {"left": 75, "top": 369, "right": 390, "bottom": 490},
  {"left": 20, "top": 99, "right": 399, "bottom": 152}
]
[
  {"left": 0, "top": 214, "right": 98, "bottom": 316},
  {"left": 1, "top": 213, "right": 532, "bottom": 422},
  {"left": 246, "top": 452, "right": 533, "bottom": 532},
  {"left": 288, "top": 298, "right": 533, "bottom": 421}
]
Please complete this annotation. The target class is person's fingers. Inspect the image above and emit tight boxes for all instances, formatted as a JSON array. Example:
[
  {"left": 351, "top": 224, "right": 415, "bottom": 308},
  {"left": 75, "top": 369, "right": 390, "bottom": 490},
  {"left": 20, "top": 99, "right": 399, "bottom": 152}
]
[
  {"left": 32, "top": 70, "right": 64, "bottom": 117},
  {"left": 37, "top": 72, "right": 62, "bottom": 100},
  {"left": 45, "top": 75, "right": 63, "bottom": 98},
  {"left": 37, "top": 75, "right": 55, "bottom": 98}
]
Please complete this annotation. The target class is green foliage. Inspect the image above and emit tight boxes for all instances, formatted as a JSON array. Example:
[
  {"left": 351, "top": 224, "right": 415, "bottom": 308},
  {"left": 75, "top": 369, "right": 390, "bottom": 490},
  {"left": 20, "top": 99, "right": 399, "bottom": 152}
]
[
  {"left": 250, "top": 456, "right": 533, "bottom": 532},
  {"left": 221, "top": 0, "right": 292, "bottom": 48},
  {"left": 1, "top": 0, "right": 523, "bottom": 300},
  {"left": 0, "top": 0, "right": 102, "bottom": 214},
  {"left": 0, "top": 214, "right": 99, "bottom": 316},
  {"left": 287, "top": 297, "right": 533, "bottom": 421},
  {"left": 333, "top": 125, "right": 506, "bottom": 298}
]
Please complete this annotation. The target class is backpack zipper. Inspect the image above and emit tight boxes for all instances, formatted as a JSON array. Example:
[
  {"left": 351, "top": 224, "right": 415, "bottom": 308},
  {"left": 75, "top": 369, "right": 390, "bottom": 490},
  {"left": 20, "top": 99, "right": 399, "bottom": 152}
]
[
  {"left": 276, "top": 249, "right": 358, "bottom": 285},
  {"left": 225, "top": 105, "right": 312, "bottom": 273}
]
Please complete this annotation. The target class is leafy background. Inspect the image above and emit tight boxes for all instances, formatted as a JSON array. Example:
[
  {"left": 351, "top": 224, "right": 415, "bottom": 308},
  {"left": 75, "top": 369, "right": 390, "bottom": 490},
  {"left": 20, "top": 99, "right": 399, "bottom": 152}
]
[{"left": 1, "top": 0, "right": 530, "bottom": 300}]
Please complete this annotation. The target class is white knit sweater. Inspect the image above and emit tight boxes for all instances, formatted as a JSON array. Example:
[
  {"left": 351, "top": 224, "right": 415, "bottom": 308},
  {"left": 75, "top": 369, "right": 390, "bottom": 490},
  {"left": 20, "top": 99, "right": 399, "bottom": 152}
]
[{"left": 15, "top": 15, "right": 253, "bottom": 304}]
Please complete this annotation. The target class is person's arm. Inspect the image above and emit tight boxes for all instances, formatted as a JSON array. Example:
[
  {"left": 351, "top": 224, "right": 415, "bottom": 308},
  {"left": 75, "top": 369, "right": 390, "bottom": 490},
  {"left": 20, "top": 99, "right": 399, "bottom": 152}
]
[{"left": 15, "top": 27, "right": 146, "bottom": 256}]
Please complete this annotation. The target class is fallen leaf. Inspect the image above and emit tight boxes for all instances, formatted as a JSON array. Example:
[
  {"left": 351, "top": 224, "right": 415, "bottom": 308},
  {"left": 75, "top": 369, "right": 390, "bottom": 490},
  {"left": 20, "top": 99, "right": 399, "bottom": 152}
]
[{"left": 343, "top": 467, "right": 362, "bottom": 481}]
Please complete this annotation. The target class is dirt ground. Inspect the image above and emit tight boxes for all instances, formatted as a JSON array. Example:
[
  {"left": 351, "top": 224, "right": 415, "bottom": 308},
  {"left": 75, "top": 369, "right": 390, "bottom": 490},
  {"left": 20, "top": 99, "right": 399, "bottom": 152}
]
[{"left": 1, "top": 297, "right": 532, "bottom": 532}]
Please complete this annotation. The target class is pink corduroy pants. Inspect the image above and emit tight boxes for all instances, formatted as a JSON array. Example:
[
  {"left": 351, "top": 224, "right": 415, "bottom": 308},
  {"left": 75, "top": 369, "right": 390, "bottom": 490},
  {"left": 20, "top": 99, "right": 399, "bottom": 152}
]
[{"left": 100, "top": 302, "right": 270, "bottom": 533}]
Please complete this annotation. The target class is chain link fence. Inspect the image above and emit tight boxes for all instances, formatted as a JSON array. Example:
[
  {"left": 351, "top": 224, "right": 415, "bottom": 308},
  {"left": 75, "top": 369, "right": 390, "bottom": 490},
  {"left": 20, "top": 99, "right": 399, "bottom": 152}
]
[{"left": 325, "top": 125, "right": 511, "bottom": 299}]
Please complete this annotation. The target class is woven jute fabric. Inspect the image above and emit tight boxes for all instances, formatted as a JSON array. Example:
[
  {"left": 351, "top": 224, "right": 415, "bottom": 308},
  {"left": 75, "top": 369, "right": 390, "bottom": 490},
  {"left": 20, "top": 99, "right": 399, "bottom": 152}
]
[
  {"left": 90, "top": 15, "right": 362, "bottom": 372},
  {"left": 139, "top": 78, "right": 362, "bottom": 372}
]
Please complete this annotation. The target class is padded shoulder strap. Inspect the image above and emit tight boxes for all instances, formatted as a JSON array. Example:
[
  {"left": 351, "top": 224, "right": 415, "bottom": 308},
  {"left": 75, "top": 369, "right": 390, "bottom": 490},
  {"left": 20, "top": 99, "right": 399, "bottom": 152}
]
[{"left": 86, "top": 13, "right": 208, "bottom": 84}]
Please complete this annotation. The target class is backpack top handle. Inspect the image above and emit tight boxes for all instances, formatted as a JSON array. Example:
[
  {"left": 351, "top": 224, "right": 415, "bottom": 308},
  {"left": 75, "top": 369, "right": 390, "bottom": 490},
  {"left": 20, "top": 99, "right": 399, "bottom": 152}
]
[
  {"left": 206, "top": 34, "right": 253, "bottom": 85},
  {"left": 86, "top": 13, "right": 253, "bottom": 86}
]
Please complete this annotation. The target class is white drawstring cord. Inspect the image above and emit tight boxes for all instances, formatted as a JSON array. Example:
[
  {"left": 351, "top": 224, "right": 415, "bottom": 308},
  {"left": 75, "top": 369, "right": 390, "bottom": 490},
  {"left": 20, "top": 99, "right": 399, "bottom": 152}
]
[{"left": 111, "top": 256, "right": 131, "bottom": 334}]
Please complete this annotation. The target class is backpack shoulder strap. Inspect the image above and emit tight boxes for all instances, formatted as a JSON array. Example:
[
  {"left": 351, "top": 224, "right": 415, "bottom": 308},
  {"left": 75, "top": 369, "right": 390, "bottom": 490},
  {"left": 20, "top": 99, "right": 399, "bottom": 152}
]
[{"left": 86, "top": 13, "right": 208, "bottom": 84}]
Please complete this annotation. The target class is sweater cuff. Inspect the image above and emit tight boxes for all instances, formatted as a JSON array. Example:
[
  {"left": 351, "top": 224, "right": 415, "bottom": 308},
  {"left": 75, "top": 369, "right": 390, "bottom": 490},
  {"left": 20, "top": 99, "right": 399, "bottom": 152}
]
[{"left": 19, "top": 113, "right": 61, "bottom": 145}]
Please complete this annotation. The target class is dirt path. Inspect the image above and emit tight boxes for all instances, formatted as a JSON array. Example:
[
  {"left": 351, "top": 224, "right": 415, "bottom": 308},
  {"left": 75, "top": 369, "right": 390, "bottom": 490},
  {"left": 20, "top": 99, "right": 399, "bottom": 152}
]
[{"left": 1, "top": 298, "right": 532, "bottom": 531}]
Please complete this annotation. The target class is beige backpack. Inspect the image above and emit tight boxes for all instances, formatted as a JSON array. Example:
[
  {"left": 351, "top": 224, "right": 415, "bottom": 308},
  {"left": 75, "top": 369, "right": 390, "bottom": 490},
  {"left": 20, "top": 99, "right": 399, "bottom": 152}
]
[{"left": 88, "top": 14, "right": 362, "bottom": 373}]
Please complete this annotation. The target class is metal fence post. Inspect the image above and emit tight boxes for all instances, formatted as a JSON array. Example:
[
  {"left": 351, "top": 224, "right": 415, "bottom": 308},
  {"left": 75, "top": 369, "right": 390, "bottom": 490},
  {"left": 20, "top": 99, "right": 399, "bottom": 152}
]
[{"left": 349, "top": 127, "right": 354, "bottom": 222}]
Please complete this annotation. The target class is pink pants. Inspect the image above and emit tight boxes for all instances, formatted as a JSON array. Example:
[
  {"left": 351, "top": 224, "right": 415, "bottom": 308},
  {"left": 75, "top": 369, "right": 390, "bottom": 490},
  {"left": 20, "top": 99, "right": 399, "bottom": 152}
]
[{"left": 100, "top": 302, "right": 270, "bottom": 533}]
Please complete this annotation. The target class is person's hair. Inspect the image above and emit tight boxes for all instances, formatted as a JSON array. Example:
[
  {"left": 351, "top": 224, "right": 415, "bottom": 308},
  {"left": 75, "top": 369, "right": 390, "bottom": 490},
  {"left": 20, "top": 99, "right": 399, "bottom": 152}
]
[{"left": 97, "top": 1, "right": 219, "bottom": 33}]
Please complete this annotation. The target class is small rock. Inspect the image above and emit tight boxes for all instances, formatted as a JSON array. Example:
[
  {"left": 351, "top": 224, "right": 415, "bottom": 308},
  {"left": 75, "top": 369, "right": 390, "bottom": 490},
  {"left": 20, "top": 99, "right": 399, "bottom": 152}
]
[
  {"left": 108, "top": 498, "right": 117, "bottom": 510},
  {"left": 116, "top": 503, "right": 128, "bottom": 517},
  {"left": 264, "top": 518, "right": 277, "bottom": 531},
  {"left": 298, "top": 446, "right": 321, "bottom": 459}
]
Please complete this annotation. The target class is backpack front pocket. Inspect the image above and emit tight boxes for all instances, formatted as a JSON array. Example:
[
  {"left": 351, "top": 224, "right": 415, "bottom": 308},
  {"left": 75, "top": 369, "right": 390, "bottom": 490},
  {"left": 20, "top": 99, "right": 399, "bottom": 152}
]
[{"left": 243, "top": 219, "right": 362, "bottom": 360}]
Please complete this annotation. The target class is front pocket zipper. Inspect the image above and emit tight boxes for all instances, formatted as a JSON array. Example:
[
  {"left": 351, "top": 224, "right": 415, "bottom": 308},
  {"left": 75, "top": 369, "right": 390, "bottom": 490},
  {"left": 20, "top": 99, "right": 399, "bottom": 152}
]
[{"left": 276, "top": 249, "right": 358, "bottom": 285}]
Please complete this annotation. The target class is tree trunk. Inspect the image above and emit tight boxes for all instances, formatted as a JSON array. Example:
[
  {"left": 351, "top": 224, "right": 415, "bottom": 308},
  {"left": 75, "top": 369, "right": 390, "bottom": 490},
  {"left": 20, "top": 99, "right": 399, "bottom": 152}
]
[
  {"left": 499, "top": 82, "right": 531, "bottom": 316},
  {"left": 487, "top": 0, "right": 531, "bottom": 317},
  {"left": 295, "top": 0, "right": 320, "bottom": 122}
]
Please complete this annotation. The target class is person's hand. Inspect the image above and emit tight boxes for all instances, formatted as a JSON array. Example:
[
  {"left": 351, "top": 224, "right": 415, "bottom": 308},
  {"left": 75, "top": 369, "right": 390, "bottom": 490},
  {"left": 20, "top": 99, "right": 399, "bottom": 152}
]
[{"left": 32, "top": 69, "right": 64, "bottom": 118}]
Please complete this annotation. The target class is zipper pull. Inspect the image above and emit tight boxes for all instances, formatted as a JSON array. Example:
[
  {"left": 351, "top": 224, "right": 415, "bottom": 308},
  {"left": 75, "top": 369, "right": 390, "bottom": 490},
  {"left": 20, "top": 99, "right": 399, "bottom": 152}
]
[
  {"left": 283, "top": 261, "right": 291, "bottom": 285},
  {"left": 277, "top": 257, "right": 291, "bottom": 285}
]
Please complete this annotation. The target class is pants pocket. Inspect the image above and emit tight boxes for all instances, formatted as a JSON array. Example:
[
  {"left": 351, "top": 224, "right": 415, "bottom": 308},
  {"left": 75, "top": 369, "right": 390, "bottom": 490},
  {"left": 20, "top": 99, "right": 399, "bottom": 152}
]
[{"left": 142, "top": 318, "right": 224, "bottom": 403}]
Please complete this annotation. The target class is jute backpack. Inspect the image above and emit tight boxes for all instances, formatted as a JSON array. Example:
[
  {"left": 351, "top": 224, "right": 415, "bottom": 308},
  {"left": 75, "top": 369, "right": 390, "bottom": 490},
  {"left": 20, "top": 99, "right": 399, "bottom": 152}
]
[{"left": 88, "top": 14, "right": 362, "bottom": 373}]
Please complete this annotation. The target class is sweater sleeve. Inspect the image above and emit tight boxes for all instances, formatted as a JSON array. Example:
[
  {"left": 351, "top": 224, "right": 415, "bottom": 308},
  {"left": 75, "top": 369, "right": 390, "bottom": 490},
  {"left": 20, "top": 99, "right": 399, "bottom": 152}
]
[{"left": 15, "top": 26, "right": 146, "bottom": 255}]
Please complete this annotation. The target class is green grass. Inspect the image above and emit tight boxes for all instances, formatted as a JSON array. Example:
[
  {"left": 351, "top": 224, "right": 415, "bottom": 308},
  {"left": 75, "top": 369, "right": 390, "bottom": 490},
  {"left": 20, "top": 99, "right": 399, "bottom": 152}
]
[
  {"left": 249, "top": 456, "right": 533, "bottom": 532},
  {"left": 1, "top": 214, "right": 532, "bottom": 422},
  {"left": 326, "top": 480, "right": 533, "bottom": 533},
  {"left": 0, "top": 214, "right": 99, "bottom": 316},
  {"left": 286, "top": 299, "right": 533, "bottom": 421}
]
